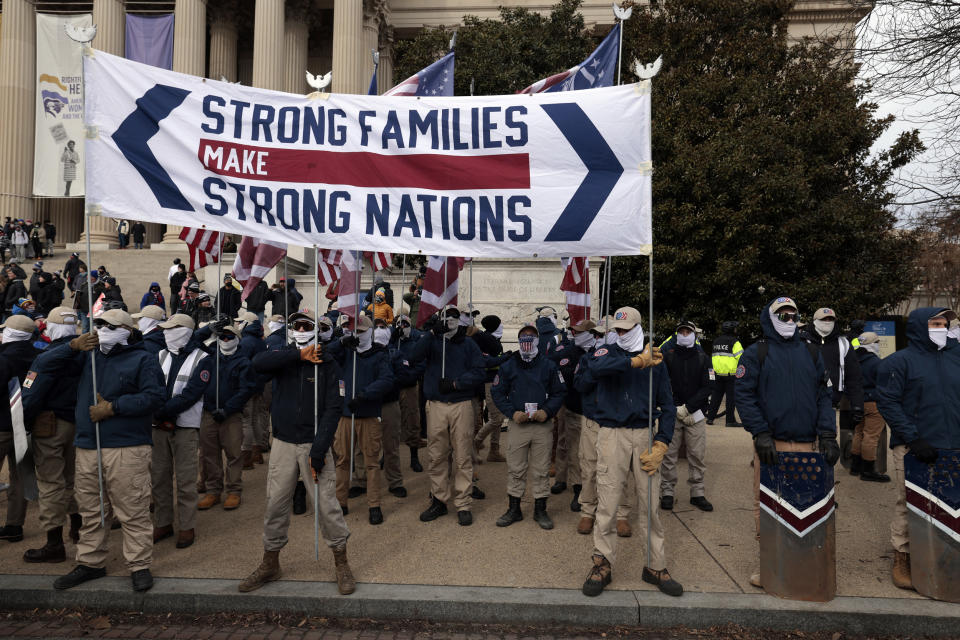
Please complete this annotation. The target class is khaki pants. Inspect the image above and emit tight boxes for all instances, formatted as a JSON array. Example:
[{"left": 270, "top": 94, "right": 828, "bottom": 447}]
[
  {"left": 75, "top": 446, "right": 152, "bottom": 571},
  {"left": 660, "top": 416, "right": 707, "bottom": 498},
  {"left": 260, "top": 384, "right": 273, "bottom": 448},
  {"left": 398, "top": 385, "right": 421, "bottom": 448},
  {"left": 554, "top": 407, "right": 583, "bottom": 485},
  {"left": 593, "top": 427, "right": 665, "bottom": 569},
  {"left": 380, "top": 400, "right": 404, "bottom": 489},
  {"left": 0, "top": 431, "right": 27, "bottom": 526},
  {"left": 475, "top": 382, "right": 506, "bottom": 449},
  {"left": 151, "top": 427, "right": 199, "bottom": 531},
  {"left": 263, "top": 440, "right": 349, "bottom": 551},
  {"left": 32, "top": 418, "right": 78, "bottom": 531},
  {"left": 505, "top": 419, "right": 553, "bottom": 499},
  {"left": 242, "top": 392, "right": 269, "bottom": 452},
  {"left": 891, "top": 444, "right": 909, "bottom": 553},
  {"left": 852, "top": 401, "right": 884, "bottom": 461},
  {"left": 753, "top": 439, "right": 817, "bottom": 535},
  {"left": 426, "top": 399, "right": 474, "bottom": 511},
  {"left": 199, "top": 410, "right": 243, "bottom": 495},
  {"left": 578, "top": 417, "right": 633, "bottom": 519},
  {"left": 333, "top": 416, "right": 382, "bottom": 507}
]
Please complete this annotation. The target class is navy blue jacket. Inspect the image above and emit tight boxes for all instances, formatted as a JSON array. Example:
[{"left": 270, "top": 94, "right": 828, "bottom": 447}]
[
  {"left": 157, "top": 348, "right": 213, "bottom": 421},
  {"left": 735, "top": 299, "right": 834, "bottom": 442},
  {"left": 22, "top": 336, "right": 79, "bottom": 425},
  {"left": 877, "top": 307, "right": 960, "bottom": 449},
  {"left": 574, "top": 343, "right": 676, "bottom": 444},
  {"left": 384, "top": 337, "right": 425, "bottom": 403},
  {"left": 394, "top": 329, "right": 427, "bottom": 388},
  {"left": 536, "top": 317, "right": 563, "bottom": 356},
  {"left": 239, "top": 322, "right": 268, "bottom": 387},
  {"left": 473, "top": 330, "right": 509, "bottom": 383},
  {"left": 44, "top": 341, "right": 165, "bottom": 449},
  {"left": 201, "top": 351, "right": 256, "bottom": 415},
  {"left": 573, "top": 349, "right": 599, "bottom": 420},
  {"left": 337, "top": 344, "right": 394, "bottom": 418},
  {"left": 409, "top": 328, "right": 485, "bottom": 402},
  {"left": 253, "top": 346, "right": 343, "bottom": 453},
  {"left": 1, "top": 339, "right": 44, "bottom": 431},
  {"left": 141, "top": 328, "right": 166, "bottom": 354},
  {"left": 549, "top": 341, "right": 584, "bottom": 414},
  {"left": 663, "top": 341, "right": 712, "bottom": 414},
  {"left": 490, "top": 352, "right": 565, "bottom": 419},
  {"left": 856, "top": 348, "right": 880, "bottom": 404},
  {"left": 264, "top": 330, "right": 285, "bottom": 351}
]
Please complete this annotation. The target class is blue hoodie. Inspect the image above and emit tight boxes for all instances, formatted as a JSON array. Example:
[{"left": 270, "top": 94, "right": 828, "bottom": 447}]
[
  {"left": 735, "top": 299, "right": 834, "bottom": 442},
  {"left": 876, "top": 307, "right": 960, "bottom": 449}
]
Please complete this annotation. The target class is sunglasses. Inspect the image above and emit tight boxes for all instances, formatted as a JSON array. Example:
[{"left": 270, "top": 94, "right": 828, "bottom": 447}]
[
  {"left": 776, "top": 311, "right": 800, "bottom": 323},
  {"left": 93, "top": 320, "right": 119, "bottom": 330},
  {"left": 292, "top": 321, "right": 315, "bottom": 332},
  {"left": 218, "top": 334, "right": 236, "bottom": 341}
]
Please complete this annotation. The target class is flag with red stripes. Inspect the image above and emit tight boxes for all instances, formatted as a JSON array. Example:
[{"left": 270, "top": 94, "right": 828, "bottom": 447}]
[
  {"left": 178, "top": 227, "right": 221, "bottom": 272},
  {"left": 364, "top": 251, "right": 392, "bottom": 272},
  {"left": 232, "top": 236, "right": 287, "bottom": 300},
  {"left": 317, "top": 249, "right": 342, "bottom": 286},
  {"left": 336, "top": 250, "right": 364, "bottom": 324},
  {"left": 560, "top": 257, "right": 590, "bottom": 326},
  {"left": 416, "top": 255, "right": 466, "bottom": 327}
]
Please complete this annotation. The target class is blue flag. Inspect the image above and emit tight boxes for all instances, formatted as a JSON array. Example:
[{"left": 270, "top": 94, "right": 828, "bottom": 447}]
[
  {"left": 368, "top": 64, "right": 378, "bottom": 96},
  {"left": 384, "top": 51, "right": 455, "bottom": 97},
  {"left": 520, "top": 22, "right": 620, "bottom": 93}
]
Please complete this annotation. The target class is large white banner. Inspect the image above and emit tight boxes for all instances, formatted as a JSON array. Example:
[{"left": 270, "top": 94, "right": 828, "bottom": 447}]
[
  {"left": 34, "top": 13, "right": 91, "bottom": 197},
  {"left": 86, "top": 51, "right": 652, "bottom": 257}
]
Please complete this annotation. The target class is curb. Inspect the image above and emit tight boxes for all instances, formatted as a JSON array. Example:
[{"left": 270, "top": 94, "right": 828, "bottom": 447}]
[{"left": 1, "top": 574, "right": 958, "bottom": 636}]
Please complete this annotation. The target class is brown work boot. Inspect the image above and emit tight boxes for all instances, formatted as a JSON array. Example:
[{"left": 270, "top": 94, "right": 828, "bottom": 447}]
[
  {"left": 238, "top": 550, "right": 281, "bottom": 592},
  {"left": 152, "top": 525, "right": 174, "bottom": 543},
  {"left": 252, "top": 445, "right": 264, "bottom": 465},
  {"left": 577, "top": 516, "right": 594, "bottom": 535},
  {"left": 486, "top": 444, "right": 506, "bottom": 463},
  {"left": 332, "top": 544, "right": 356, "bottom": 595},
  {"left": 242, "top": 450, "right": 254, "bottom": 470},
  {"left": 616, "top": 519, "right": 633, "bottom": 538},
  {"left": 892, "top": 551, "right": 914, "bottom": 590},
  {"left": 582, "top": 554, "right": 612, "bottom": 597},
  {"left": 197, "top": 494, "right": 220, "bottom": 510},
  {"left": 176, "top": 529, "right": 195, "bottom": 549},
  {"left": 223, "top": 493, "right": 242, "bottom": 510}
]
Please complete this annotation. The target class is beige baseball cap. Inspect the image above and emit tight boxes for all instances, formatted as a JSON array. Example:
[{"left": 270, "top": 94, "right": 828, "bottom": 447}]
[
  {"left": 0, "top": 314, "right": 35, "bottom": 332},
  {"left": 46, "top": 307, "right": 78, "bottom": 325},
  {"left": 770, "top": 297, "right": 798, "bottom": 313},
  {"left": 235, "top": 310, "right": 258, "bottom": 324},
  {"left": 158, "top": 313, "right": 196, "bottom": 330},
  {"left": 611, "top": 307, "right": 642, "bottom": 330},
  {"left": 219, "top": 324, "right": 242, "bottom": 338},
  {"left": 571, "top": 319, "right": 597, "bottom": 332},
  {"left": 132, "top": 305, "right": 166, "bottom": 321},
  {"left": 858, "top": 331, "right": 879, "bottom": 345},
  {"left": 813, "top": 307, "right": 837, "bottom": 321},
  {"left": 98, "top": 309, "right": 135, "bottom": 329}
]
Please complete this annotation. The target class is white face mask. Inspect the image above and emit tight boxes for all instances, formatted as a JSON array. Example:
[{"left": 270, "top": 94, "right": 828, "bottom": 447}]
[
  {"left": 814, "top": 319, "right": 835, "bottom": 338},
  {"left": 45, "top": 323, "right": 77, "bottom": 342},
  {"left": 319, "top": 326, "right": 333, "bottom": 342},
  {"left": 929, "top": 328, "right": 948, "bottom": 350},
  {"left": 948, "top": 326, "right": 960, "bottom": 341},
  {"left": 458, "top": 314, "right": 474, "bottom": 327},
  {"left": 268, "top": 320, "right": 284, "bottom": 334},
  {"left": 676, "top": 332, "right": 695, "bottom": 348},
  {"left": 97, "top": 326, "right": 130, "bottom": 352},
  {"left": 573, "top": 331, "right": 594, "bottom": 349},
  {"left": 138, "top": 317, "right": 161, "bottom": 334},
  {"left": 1, "top": 327, "right": 32, "bottom": 344},
  {"left": 357, "top": 329, "right": 374, "bottom": 352},
  {"left": 164, "top": 326, "right": 193, "bottom": 352},
  {"left": 289, "top": 329, "right": 315, "bottom": 347},
  {"left": 616, "top": 324, "right": 645, "bottom": 352},
  {"left": 863, "top": 342, "right": 881, "bottom": 357},
  {"left": 443, "top": 315, "right": 458, "bottom": 339},
  {"left": 399, "top": 325, "right": 411, "bottom": 339},
  {"left": 492, "top": 323, "right": 504, "bottom": 339},
  {"left": 770, "top": 309, "right": 796, "bottom": 339},
  {"left": 374, "top": 327, "right": 391, "bottom": 346},
  {"left": 219, "top": 337, "right": 239, "bottom": 355}
]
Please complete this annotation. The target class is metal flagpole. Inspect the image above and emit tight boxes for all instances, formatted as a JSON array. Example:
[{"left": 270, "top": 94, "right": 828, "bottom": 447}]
[
  {"left": 397, "top": 255, "right": 405, "bottom": 320},
  {"left": 349, "top": 253, "right": 360, "bottom": 482},
  {"left": 646, "top": 254, "right": 654, "bottom": 570},
  {"left": 215, "top": 231, "right": 223, "bottom": 411},
  {"left": 313, "top": 246, "right": 320, "bottom": 561},
  {"left": 441, "top": 257, "right": 448, "bottom": 377}
]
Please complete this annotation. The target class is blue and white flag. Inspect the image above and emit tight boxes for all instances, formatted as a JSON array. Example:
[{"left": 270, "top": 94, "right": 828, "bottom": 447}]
[
  {"left": 520, "top": 23, "right": 620, "bottom": 94},
  {"left": 384, "top": 51, "right": 454, "bottom": 97}
]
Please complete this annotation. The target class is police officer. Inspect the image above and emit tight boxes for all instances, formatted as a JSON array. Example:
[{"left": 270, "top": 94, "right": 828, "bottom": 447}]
[
  {"left": 247, "top": 311, "right": 355, "bottom": 595},
  {"left": 851, "top": 332, "right": 890, "bottom": 482},
  {"left": 21, "top": 308, "right": 82, "bottom": 560},
  {"left": 491, "top": 323, "right": 565, "bottom": 529},
  {"left": 0, "top": 314, "right": 44, "bottom": 544},
  {"left": 333, "top": 315, "right": 394, "bottom": 525},
  {"left": 735, "top": 297, "right": 839, "bottom": 589},
  {"left": 411, "top": 306, "right": 485, "bottom": 526},
  {"left": 578, "top": 307, "right": 681, "bottom": 598},
  {"left": 151, "top": 313, "right": 211, "bottom": 550},
  {"left": 50, "top": 309, "right": 165, "bottom": 592},
  {"left": 876, "top": 307, "right": 960, "bottom": 591},
  {"left": 707, "top": 321, "right": 742, "bottom": 426},
  {"left": 659, "top": 320, "right": 713, "bottom": 512},
  {"left": 197, "top": 324, "right": 256, "bottom": 512}
]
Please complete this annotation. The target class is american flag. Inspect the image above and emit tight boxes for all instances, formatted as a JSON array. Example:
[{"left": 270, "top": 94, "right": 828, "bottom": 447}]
[
  {"left": 364, "top": 251, "right": 392, "bottom": 272},
  {"left": 560, "top": 257, "right": 591, "bottom": 327},
  {"left": 384, "top": 51, "right": 455, "bottom": 97},
  {"left": 519, "top": 23, "right": 620, "bottom": 94},
  {"left": 336, "top": 250, "right": 364, "bottom": 325},
  {"left": 416, "top": 255, "right": 466, "bottom": 327},
  {"left": 178, "top": 227, "right": 221, "bottom": 272},
  {"left": 232, "top": 236, "right": 287, "bottom": 300},
  {"left": 317, "top": 249, "right": 342, "bottom": 286}
]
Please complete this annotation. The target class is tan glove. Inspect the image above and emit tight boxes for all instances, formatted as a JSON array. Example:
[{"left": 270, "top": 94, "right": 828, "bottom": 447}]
[
  {"left": 70, "top": 332, "right": 99, "bottom": 352},
  {"left": 630, "top": 345, "right": 663, "bottom": 369},
  {"left": 531, "top": 409, "right": 548, "bottom": 423},
  {"left": 299, "top": 344, "right": 322, "bottom": 363},
  {"left": 638, "top": 441, "right": 669, "bottom": 475},
  {"left": 676, "top": 405, "right": 689, "bottom": 420},
  {"left": 88, "top": 393, "right": 114, "bottom": 422},
  {"left": 512, "top": 411, "right": 529, "bottom": 424}
]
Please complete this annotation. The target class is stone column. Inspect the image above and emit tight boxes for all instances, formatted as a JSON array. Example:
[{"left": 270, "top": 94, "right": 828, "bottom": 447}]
[
  {"left": 332, "top": 0, "right": 364, "bottom": 95},
  {"left": 161, "top": 0, "right": 209, "bottom": 244},
  {"left": 378, "top": 24, "right": 394, "bottom": 95},
  {"left": 362, "top": 1, "right": 380, "bottom": 91},
  {"left": 49, "top": 199, "right": 84, "bottom": 249},
  {"left": 283, "top": 17, "right": 310, "bottom": 94},
  {"left": 253, "top": 0, "right": 285, "bottom": 91},
  {"left": 0, "top": 0, "right": 36, "bottom": 223},
  {"left": 209, "top": 12, "right": 239, "bottom": 82}
]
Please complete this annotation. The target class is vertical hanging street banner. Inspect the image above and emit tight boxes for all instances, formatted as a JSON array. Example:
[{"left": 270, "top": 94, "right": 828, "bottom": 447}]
[
  {"left": 85, "top": 51, "right": 652, "bottom": 258},
  {"left": 125, "top": 14, "right": 175, "bottom": 70},
  {"left": 34, "top": 13, "right": 92, "bottom": 197}
]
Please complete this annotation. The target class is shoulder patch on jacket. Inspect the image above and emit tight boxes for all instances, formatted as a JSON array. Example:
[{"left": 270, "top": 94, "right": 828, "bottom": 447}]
[
  {"left": 493, "top": 374, "right": 500, "bottom": 386},
  {"left": 200, "top": 370, "right": 210, "bottom": 383},
  {"left": 559, "top": 358, "right": 570, "bottom": 366},
  {"left": 556, "top": 344, "right": 565, "bottom": 351},
  {"left": 735, "top": 364, "right": 746, "bottom": 379},
  {"left": 23, "top": 371, "right": 36, "bottom": 388},
  {"left": 593, "top": 348, "right": 608, "bottom": 357}
]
